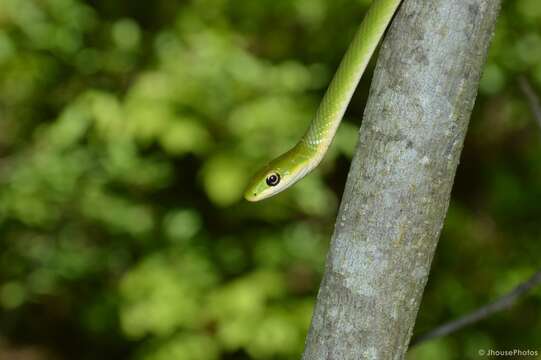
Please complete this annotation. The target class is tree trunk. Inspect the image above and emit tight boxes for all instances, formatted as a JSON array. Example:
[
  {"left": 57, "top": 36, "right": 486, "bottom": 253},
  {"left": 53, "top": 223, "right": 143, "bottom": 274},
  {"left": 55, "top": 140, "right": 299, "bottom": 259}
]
[{"left": 301, "top": 1, "right": 501, "bottom": 359}]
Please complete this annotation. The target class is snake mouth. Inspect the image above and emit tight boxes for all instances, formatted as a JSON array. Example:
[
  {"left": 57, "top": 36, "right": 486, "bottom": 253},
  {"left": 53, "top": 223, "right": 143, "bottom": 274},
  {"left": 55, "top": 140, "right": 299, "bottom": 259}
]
[
  {"left": 243, "top": 184, "right": 280, "bottom": 202},
  {"left": 244, "top": 189, "right": 274, "bottom": 202},
  {"left": 244, "top": 191, "right": 259, "bottom": 202}
]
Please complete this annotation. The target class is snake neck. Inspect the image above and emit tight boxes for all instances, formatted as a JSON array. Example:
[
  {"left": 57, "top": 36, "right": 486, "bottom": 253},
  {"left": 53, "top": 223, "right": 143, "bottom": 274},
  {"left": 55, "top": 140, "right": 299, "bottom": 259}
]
[
  {"left": 299, "top": 100, "right": 344, "bottom": 170},
  {"left": 295, "top": 137, "right": 328, "bottom": 176}
]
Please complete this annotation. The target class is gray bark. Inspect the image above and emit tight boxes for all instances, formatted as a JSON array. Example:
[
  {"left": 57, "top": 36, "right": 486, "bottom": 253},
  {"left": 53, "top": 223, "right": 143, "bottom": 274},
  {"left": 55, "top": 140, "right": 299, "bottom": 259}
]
[{"left": 301, "top": 1, "right": 501, "bottom": 359}]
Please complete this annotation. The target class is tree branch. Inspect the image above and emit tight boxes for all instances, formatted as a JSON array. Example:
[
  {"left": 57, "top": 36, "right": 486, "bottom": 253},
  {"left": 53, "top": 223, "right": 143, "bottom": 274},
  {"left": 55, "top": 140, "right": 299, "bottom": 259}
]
[
  {"left": 518, "top": 76, "right": 541, "bottom": 130},
  {"left": 301, "top": 1, "right": 501, "bottom": 358},
  {"left": 411, "top": 269, "right": 541, "bottom": 347}
]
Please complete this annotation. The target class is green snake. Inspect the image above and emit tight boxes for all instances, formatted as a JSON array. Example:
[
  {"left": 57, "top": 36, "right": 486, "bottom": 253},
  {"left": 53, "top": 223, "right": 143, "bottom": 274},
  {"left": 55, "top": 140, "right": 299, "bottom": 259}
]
[{"left": 244, "top": 0, "right": 403, "bottom": 202}]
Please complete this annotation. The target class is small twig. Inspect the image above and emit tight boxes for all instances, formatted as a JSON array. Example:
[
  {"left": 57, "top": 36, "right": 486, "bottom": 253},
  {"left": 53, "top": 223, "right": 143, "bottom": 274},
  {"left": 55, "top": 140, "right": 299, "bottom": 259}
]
[
  {"left": 410, "top": 269, "right": 541, "bottom": 347},
  {"left": 518, "top": 76, "right": 541, "bottom": 130}
]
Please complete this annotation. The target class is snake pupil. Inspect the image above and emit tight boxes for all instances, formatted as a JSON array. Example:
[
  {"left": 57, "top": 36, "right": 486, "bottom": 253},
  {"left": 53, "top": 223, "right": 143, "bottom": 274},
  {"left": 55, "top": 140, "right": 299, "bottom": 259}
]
[{"left": 266, "top": 173, "right": 280, "bottom": 186}]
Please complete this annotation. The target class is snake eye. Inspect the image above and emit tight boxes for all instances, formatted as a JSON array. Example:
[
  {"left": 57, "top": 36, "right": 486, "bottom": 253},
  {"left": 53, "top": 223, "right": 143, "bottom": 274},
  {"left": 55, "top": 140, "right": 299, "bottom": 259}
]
[{"left": 265, "top": 173, "right": 281, "bottom": 187}]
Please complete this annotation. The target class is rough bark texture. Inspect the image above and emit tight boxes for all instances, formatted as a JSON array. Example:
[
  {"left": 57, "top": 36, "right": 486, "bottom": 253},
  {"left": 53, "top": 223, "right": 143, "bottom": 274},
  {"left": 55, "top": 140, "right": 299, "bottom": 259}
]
[{"left": 301, "top": 1, "right": 501, "bottom": 359}]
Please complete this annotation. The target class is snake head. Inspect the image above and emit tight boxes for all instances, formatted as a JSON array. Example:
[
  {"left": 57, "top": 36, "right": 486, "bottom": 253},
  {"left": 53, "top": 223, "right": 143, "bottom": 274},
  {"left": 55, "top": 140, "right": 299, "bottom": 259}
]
[
  {"left": 244, "top": 159, "right": 289, "bottom": 202},
  {"left": 244, "top": 147, "right": 310, "bottom": 202}
]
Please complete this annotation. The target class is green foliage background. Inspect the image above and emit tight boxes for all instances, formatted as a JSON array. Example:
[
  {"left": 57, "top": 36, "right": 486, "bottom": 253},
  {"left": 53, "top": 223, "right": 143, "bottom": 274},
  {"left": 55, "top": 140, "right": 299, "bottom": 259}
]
[{"left": 0, "top": 0, "right": 539, "bottom": 359}]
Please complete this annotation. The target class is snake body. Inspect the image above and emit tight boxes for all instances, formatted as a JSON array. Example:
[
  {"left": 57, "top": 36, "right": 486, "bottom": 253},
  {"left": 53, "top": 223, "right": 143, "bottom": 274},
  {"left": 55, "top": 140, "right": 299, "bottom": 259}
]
[{"left": 244, "top": 0, "right": 403, "bottom": 202}]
